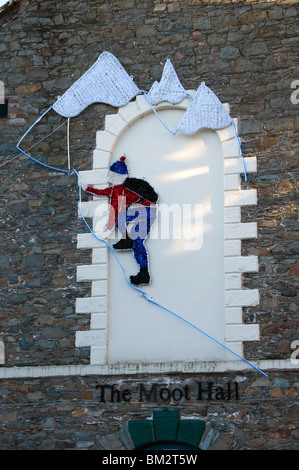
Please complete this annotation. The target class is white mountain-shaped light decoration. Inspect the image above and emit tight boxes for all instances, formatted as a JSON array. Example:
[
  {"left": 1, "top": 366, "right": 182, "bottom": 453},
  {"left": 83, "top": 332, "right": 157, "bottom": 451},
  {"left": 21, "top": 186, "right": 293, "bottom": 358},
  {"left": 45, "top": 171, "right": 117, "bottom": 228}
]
[
  {"left": 146, "top": 58, "right": 188, "bottom": 105},
  {"left": 52, "top": 51, "right": 232, "bottom": 133},
  {"left": 177, "top": 82, "right": 232, "bottom": 134},
  {"left": 53, "top": 51, "right": 141, "bottom": 118}
]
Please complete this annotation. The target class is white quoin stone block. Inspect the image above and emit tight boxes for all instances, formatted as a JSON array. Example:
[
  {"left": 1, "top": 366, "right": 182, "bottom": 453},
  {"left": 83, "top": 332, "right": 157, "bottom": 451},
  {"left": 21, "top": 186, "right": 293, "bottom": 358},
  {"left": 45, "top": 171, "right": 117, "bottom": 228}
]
[
  {"left": 76, "top": 296, "right": 106, "bottom": 313},
  {"left": 117, "top": 101, "right": 141, "bottom": 124},
  {"left": 225, "top": 189, "right": 257, "bottom": 207},
  {"left": 225, "top": 273, "right": 242, "bottom": 290},
  {"left": 224, "top": 157, "right": 257, "bottom": 175},
  {"left": 77, "top": 264, "right": 108, "bottom": 282},
  {"left": 225, "top": 307, "right": 243, "bottom": 324},
  {"left": 224, "top": 222, "right": 257, "bottom": 240},
  {"left": 96, "top": 130, "right": 117, "bottom": 151},
  {"left": 226, "top": 324, "right": 260, "bottom": 342},
  {"left": 224, "top": 174, "right": 240, "bottom": 191},
  {"left": 90, "top": 313, "right": 106, "bottom": 330},
  {"left": 79, "top": 169, "right": 108, "bottom": 186},
  {"left": 91, "top": 280, "right": 108, "bottom": 297},
  {"left": 224, "top": 240, "right": 241, "bottom": 256},
  {"left": 93, "top": 150, "right": 111, "bottom": 169},
  {"left": 216, "top": 124, "right": 236, "bottom": 142},
  {"left": 77, "top": 233, "right": 107, "bottom": 249},
  {"left": 79, "top": 200, "right": 108, "bottom": 219},
  {"left": 225, "top": 256, "right": 258, "bottom": 273},
  {"left": 90, "top": 347, "right": 106, "bottom": 364},
  {"left": 105, "top": 113, "right": 128, "bottom": 136},
  {"left": 225, "top": 289, "right": 260, "bottom": 307},
  {"left": 224, "top": 207, "right": 241, "bottom": 224},
  {"left": 226, "top": 342, "right": 243, "bottom": 358},
  {"left": 222, "top": 138, "right": 241, "bottom": 158},
  {"left": 92, "top": 247, "right": 108, "bottom": 264},
  {"left": 75, "top": 329, "right": 106, "bottom": 348}
]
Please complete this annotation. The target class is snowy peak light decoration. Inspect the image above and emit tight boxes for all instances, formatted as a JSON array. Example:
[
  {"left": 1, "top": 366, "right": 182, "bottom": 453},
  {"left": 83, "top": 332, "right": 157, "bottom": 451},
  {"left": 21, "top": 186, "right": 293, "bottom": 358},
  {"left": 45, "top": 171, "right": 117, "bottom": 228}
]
[
  {"left": 177, "top": 82, "right": 232, "bottom": 134},
  {"left": 52, "top": 51, "right": 141, "bottom": 118},
  {"left": 146, "top": 58, "right": 188, "bottom": 105},
  {"left": 51, "top": 51, "right": 233, "bottom": 133},
  {"left": 14, "top": 51, "right": 266, "bottom": 376}
]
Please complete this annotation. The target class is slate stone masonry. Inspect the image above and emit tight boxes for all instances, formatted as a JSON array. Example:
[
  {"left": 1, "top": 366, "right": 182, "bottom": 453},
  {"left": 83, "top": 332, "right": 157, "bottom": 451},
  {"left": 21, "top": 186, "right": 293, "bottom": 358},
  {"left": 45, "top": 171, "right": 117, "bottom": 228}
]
[
  {"left": 0, "top": 0, "right": 298, "bottom": 450},
  {"left": 0, "top": 371, "right": 297, "bottom": 450}
]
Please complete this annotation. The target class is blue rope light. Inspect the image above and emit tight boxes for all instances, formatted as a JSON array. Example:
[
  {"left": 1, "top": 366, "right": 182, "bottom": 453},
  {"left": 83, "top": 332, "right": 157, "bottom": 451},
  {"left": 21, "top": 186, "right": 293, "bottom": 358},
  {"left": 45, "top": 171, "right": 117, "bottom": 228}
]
[
  {"left": 16, "top": 105, "right": 71, "bottom": 175},
  {"left": 15, "top": 112, "right": 267, "bottom": 378},
  {"left": 73, "top": 169, "right": 268, "bottom": 377},
  {"left": 232, "top": 120, "right": 248, "bottom": 182},
  {"left": 142, "top": 92, "right": 177, "bottom": 136}
]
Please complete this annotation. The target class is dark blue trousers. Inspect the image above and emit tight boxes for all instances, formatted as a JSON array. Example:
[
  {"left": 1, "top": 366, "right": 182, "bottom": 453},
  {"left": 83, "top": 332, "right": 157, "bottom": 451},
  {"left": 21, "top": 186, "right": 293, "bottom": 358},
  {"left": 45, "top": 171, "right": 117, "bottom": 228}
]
[{"left": 116, "top": 206, "right": 157, "bottom": 269}]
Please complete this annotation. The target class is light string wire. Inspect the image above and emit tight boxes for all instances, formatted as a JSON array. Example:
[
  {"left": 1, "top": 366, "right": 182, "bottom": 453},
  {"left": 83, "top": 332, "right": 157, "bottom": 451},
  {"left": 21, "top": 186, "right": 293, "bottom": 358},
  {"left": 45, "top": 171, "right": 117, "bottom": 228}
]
[
  {"left": 67, "top": 117, "right": 71, "bottom": 172},
  {"left": 14, "top": 107, "right": 267, "bottom": 378},
  {"left": 1, "top": 117, "right": 68, "bottom": 168},
  {"left": 16, "top": 105, "right": 71, "bottom": 175},
  {"left": 142, "top": 91, "right": 176, "bottom": 136},
  {"left": 232, "top": 120, "right": 248, "bottom": 182},
  {"left": 73, "top": 169, "right": 267, "bottom": 378}
]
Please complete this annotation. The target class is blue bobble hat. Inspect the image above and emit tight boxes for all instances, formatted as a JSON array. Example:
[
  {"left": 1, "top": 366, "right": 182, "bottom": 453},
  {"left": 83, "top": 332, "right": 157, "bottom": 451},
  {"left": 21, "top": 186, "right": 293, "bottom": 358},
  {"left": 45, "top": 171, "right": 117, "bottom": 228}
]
[{"left": 109, "top": 155, "right": 128, "bottom": 175}]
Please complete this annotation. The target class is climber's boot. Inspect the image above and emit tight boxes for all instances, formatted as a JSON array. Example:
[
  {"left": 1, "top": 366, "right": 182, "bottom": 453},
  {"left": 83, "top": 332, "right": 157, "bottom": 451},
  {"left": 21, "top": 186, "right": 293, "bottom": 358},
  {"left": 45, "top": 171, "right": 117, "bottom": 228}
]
[
  {"left": 113, "top": 236, "right": 133, "bottom": 250},
  {"left": 130, "top": 267, "right": 150, "bottom": 286}
]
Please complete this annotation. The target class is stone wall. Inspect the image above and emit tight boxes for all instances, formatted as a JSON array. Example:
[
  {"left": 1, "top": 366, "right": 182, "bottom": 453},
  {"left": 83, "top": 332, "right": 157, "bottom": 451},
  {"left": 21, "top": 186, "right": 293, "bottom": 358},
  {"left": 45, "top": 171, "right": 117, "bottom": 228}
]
[
  {"left": 0, "top": 0, "right": 298, "bottom": 450},
  {"left": 0, "top": 370, "right": 297, "bottom": 450}
]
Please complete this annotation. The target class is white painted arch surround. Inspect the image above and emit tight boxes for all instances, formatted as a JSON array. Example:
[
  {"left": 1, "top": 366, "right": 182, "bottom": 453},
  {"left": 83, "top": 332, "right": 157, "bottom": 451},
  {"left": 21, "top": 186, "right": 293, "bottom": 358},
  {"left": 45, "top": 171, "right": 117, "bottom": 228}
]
[{"left": 76, "top": 91, "right": 260, "bottom": 369}]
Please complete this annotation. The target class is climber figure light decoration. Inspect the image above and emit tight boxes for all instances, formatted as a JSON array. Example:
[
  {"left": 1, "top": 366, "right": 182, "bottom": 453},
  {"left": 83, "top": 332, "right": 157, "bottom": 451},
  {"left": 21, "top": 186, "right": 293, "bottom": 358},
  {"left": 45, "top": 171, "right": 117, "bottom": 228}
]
[
  {"left": 83, "top": 156, "right": 158, "bottom": 286},
  {"left": 14, "top": 51, "right": 266, "bottom": 376}
]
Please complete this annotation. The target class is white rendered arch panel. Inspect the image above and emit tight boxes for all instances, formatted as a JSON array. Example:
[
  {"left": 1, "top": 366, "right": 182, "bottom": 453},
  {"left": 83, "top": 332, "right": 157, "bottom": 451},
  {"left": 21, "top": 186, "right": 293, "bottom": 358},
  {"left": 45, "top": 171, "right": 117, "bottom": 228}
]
[{"left": 76, "top": 93, "right": 259, "bottom": 367}]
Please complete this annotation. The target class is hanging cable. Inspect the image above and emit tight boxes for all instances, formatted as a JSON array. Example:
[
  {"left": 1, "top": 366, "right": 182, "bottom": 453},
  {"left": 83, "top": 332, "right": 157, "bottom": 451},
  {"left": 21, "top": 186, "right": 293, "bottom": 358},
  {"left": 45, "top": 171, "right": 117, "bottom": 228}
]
[
  {"left": 1, "top": 119, "right": 68, "bottom": 168},
  {"left": 14, "top": 106, "right": 266, "bottom": 378},
  {"left": 142, "top": 92, "right": 176, "bottom": 136},
  {"left": 67, "top": 117, "right": 71, "bottom": 172},
  {"left": 16, "top": 105, "right": 71, "bottom": 175},
  {"left": 73, "top": 168, "right": 268, "bottom": 378},
  {"left": 232, "top": 120, "right": 247, "bottom": 181}
]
